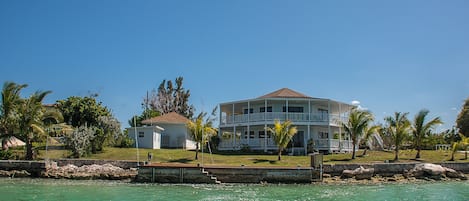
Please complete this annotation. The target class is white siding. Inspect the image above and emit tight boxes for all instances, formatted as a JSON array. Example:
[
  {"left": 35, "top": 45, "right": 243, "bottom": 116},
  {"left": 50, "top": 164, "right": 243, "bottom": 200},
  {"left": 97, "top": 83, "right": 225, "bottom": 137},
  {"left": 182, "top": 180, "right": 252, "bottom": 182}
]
[
  {"left": 127, "top": 126, "right": 163, "bottom": 149},
  {"left": 158, "top": 123, "right": 196, "bottom": 149}
]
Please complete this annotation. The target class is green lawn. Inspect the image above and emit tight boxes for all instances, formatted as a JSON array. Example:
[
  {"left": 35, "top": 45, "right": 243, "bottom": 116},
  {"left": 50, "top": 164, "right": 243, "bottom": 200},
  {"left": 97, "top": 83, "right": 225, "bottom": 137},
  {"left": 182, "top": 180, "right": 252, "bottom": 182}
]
[{"left": 29, "top": 147, "right": 469, "bottom": 167}]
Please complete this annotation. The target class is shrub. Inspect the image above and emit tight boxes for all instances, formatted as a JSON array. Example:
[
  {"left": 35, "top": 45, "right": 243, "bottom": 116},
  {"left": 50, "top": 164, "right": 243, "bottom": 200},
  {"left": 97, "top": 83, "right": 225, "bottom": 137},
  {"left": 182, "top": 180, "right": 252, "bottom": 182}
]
[
  {"left": 0, "top": 149, "right": 13, "bottom": 160},
  {"left": 66, "top": 125, "right": 95, "bottom": 158}
]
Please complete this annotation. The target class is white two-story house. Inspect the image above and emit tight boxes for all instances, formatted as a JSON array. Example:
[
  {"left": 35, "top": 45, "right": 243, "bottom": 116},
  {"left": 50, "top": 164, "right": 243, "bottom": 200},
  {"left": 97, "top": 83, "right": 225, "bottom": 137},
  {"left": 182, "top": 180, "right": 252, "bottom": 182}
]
[{"left": 218, "top": 88, "right": 355, "bottom": 155}]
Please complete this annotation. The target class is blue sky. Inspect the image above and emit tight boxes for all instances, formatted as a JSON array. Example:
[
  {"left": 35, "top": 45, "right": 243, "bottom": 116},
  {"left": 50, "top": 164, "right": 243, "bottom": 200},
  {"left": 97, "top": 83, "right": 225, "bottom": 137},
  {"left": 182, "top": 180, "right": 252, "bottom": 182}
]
[{"left": 1, "top": 0, "right": 468, "bottom": 131}]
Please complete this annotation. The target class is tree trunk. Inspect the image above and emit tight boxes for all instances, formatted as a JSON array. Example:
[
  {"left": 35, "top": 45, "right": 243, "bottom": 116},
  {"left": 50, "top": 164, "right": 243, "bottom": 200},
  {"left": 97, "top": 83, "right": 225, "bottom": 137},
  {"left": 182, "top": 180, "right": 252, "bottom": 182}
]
[
  {"left": 415, "top": 147, "right": 421, "bottom": 159},
  {"left": 351, "top": 143, "right": 356, "bottom": 159},
  {"left": 394, "top": 145, "right": 399, "bottom": 161},
  {"left": 362, "top": 147, "right": 368, "bottom": 156},
  {"left": 464, "top": 147, "right": 467, "bottom": 160},
  {"left": 1, "top": 138, "right": 9, "bottom": 151},
  {"left": 26, "top": 138, "right": 33, "bottom": 160},
  {"left": 195, "top": 143, "right": 199, "bottom": 160},
  {"left": 278, "top": 148, "right": 282, "bottom": 161}
]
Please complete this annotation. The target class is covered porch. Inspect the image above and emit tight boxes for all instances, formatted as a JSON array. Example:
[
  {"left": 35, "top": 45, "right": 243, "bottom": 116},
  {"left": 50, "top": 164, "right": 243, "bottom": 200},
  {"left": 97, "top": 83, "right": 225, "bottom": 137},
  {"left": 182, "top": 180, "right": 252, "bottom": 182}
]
[{"left": 218, "top": 125, "right": 355, "bottom": 155}]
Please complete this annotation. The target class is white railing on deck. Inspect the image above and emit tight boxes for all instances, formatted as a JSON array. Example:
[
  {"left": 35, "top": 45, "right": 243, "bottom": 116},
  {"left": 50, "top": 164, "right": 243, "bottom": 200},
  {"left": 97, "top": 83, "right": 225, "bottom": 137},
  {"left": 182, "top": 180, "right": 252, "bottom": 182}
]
[
  {"left": 223, "top": 112, "right": 347, "bottom": 125},
  {"left": 219, "top": 138, "right": 354, "bottom": 151}
]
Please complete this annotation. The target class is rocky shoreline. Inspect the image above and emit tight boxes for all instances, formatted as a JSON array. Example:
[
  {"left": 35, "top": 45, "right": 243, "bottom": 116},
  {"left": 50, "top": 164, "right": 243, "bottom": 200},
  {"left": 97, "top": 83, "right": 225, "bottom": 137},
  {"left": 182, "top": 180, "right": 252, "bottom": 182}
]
[
  {"left": 323, "top": 163, "right": 468, "bottom": 184},
  {"left": 0, "top": 161, "right": 468, "bottom": 184},
  {"left": 0, "top": 162, "right": 137, "bottom": 180}
]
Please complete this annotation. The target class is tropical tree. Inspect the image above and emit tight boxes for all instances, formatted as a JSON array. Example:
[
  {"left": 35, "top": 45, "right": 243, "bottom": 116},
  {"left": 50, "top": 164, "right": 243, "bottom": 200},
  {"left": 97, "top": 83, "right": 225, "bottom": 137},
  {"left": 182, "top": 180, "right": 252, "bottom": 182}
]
[
  {"left": 186, "top": 108, "right": 217, "bottom": 160},
  {"left": 57, "top": 95, "right": 121, "bottom": 154},
  {"left": 342, "top": 108, "right": 374, "bottom": 159},
  {"left": 56, "top": 96, "right": 111, "bottom": 127},
  {"left": 383, "top": 112, "right": 412, "bottom": 161},
  {"left": 266, "top": 120, "right": 298, "bottom": 161},
  {"left": 450, "top": 134, "right": 469, "bottom": 161},
  {"left": 0, "top": 82, "right": 27, "bottom": 150},
  {"left": 456, "top": 97, "right": 469, "bottom": 137},
  {"left": 361, "top": 125, "right": 381, "bottom": 156},
  {"left": 16, "top": 91, "right": 54, "bottom": 160},
  {"left": 144, "top": 77, "right": 194, "bottom": 119},
  {"left": 412, "top": 109, "right": 442, "bottom": 159}
]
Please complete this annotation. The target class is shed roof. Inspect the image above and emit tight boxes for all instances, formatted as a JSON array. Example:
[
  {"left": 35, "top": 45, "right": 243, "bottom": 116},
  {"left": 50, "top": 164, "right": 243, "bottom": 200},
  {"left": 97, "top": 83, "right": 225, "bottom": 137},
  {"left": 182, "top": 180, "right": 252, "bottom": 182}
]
[{"left": 141, "top": 112, "right": 189, "bottom": 125}]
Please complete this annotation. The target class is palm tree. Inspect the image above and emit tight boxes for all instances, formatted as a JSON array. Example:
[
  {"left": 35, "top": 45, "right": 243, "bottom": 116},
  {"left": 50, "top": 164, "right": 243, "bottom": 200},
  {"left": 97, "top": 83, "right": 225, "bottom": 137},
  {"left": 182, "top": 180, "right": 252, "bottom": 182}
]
[
  {"left": 266, "top": 120, "right": 297, "bottom": 161},
  {"left": 450, "top": 134, "right": 469, "bottom": 161},
  {"left": 361, "top": 125, "right": 381, "bottom": 156},
  {"left": 186, "top": 110, "right": 217, "bottom": 160},
  {"left": 412, "top": 109, "right": 442, "bottom": 159},
  {"left": 0, "top": 82, "right": 28, "bottom": 150},
  {"left": 342, "top": 108, "right": 374, "bottom": 159},
  {"left": 17, "top": 91, "right": 52, "bottom": 160},
  {"left": 384, "top": 112, "right": 411, "bottom": 161}
]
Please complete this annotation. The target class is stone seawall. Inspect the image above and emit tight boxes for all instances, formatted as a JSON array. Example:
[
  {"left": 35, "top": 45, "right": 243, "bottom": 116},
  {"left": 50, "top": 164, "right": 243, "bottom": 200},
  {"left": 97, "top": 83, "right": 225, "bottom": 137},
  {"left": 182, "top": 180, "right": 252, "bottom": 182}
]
[
  {"left": 1, "top": 160, "right": 469, "bottom": 183},
  {"left": 54, "top": 159, "right": 142, "bottom": 169},
  {"left": 323, "top": 163, "right": 419, "bottom": 176},
  {"left": 323, "top": 163, "right": 469, "bottom": 176},
  {"left": 0, "top": 159, "right": 139, "bottom": 179},
  {"left": 0, "top": 160, "right": 46, "bottom": 176}
]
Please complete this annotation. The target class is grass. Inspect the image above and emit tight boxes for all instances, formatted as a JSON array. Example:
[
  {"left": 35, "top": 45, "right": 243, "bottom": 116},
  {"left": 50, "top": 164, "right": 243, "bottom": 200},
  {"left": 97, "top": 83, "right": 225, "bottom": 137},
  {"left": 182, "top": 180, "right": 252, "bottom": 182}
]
[{"left": 24, "top": 146, "right": 469, "bottom": 167}]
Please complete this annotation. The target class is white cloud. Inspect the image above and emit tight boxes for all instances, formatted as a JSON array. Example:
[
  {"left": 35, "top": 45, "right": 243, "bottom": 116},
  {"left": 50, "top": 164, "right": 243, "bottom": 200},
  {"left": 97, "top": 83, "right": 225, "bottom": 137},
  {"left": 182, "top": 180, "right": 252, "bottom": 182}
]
[{"left": 451, "top": 107, "right": 457, "bottom": 111}]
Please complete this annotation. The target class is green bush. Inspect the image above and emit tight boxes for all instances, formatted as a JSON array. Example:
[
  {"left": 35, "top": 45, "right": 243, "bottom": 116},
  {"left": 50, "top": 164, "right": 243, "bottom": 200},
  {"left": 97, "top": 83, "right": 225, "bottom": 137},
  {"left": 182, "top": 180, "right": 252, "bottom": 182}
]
[
  {"left": 0, "top": 149, "right": 13, "bottom": 160},
  {"left": 119, "top": 136, "right": 134, "bottom": 148}
]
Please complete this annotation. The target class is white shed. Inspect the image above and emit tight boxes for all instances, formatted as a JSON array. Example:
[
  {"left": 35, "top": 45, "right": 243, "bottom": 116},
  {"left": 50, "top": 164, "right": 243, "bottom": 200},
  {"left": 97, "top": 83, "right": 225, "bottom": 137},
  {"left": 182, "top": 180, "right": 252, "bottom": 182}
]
[
  {"left": 127, "top": 126, "right": 164, "bottom": 149},
  {"left": 141, "top": 112, "right": 196, "bottom": 150}
]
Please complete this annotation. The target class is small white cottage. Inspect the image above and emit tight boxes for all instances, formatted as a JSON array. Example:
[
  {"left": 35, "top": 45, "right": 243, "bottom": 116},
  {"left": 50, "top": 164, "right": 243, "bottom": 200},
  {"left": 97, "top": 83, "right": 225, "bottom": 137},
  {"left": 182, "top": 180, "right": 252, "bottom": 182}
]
[
  {"left": 127, "top": 125, "right": 164, "bottom": 149},
  {"left": 128, "top": 112, "right": 196, "bottom": 150}
]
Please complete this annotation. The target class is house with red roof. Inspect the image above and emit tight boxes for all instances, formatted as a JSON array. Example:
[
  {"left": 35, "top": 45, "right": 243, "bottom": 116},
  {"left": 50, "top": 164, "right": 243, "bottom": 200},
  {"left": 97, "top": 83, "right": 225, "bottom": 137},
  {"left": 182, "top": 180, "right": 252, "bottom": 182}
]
[
  {"left": 128, "top": 112, "right": 196, "bottom": 149},
  {"left": 218, "top": 88, "right": 355, "bottom": 155}
]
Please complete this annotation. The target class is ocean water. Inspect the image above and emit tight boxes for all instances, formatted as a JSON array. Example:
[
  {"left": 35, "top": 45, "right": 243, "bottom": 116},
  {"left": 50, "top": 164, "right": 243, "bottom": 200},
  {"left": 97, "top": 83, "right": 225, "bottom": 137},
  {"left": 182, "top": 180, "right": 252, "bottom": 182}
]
[{"left": 0, "top": 178, "right": 468, "bottom": 201}]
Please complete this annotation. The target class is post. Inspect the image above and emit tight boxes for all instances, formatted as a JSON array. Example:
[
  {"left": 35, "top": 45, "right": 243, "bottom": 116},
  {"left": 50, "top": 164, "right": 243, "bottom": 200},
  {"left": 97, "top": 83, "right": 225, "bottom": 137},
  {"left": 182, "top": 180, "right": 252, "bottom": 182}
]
[{"left": 133, "top": 116, "right": 140, "bottom": 166}]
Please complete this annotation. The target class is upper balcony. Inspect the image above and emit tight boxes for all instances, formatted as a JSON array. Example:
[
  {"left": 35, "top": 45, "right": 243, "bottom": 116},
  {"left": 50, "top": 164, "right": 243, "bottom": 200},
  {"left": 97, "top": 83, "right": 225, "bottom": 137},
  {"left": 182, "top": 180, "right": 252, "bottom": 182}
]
[{"left": 220, "top": 112, "right": 347, "bottom": 127}]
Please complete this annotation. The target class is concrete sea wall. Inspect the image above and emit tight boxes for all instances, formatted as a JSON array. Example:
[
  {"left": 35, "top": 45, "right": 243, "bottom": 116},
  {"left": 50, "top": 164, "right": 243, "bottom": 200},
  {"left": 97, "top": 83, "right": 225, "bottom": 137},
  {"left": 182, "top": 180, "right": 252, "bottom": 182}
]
[
  {"left": 136, "top": 165, "right": 319, "bottom": 183},
  {"left": 0, "top": 160, "right": 46, "bottom": 176},
  {"left": 1, "top": 160, "right": 469, "bottom": 183}
]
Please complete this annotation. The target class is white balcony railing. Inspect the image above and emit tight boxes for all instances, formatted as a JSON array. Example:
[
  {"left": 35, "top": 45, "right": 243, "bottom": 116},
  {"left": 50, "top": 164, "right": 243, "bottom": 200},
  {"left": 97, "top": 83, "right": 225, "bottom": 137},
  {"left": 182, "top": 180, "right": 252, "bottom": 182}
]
[
  {"left": 222, "top": 112, "right": 347, "bottom": 125},
  {"left": 218, "top": 138, "right": 354, "bottom": 152}
]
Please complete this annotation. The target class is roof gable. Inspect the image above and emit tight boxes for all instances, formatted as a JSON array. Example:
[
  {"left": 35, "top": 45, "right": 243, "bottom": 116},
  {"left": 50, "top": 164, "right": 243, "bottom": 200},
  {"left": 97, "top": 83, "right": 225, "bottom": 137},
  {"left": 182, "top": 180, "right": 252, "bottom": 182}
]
[
  {"left": 258, "top": 88, "right": 312, "bottom": 99},
  {"left": 141, "top": 112, "right": 189, "bottom": 125}
]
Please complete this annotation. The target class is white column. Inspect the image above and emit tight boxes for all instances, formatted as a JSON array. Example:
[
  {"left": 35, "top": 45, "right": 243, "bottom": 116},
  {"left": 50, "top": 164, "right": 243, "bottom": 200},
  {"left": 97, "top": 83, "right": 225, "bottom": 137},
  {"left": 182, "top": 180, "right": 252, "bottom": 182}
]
[
  {"left": 286, "top": 99, "right": 289, "bottom": 121},
  {"left": 264, "top": 124, "right": 267, "bottom": 152},
  {"left": 264, "top": 99, "right": 267, "bottom": 152},
  {"left": 232, "top": 103, "right": 235, "bottom": 148},
  {"left": 338, "top": 102, "right": 342, "bottom": 151},
  {"left": 219, "top": 104, "right": 222, "bottom": 125},
  {"left": 247, "top": 101, "right": 250, "bottom": 145},
  {"left": 328, "top": 100, "right": 332, "bottom": 153}
]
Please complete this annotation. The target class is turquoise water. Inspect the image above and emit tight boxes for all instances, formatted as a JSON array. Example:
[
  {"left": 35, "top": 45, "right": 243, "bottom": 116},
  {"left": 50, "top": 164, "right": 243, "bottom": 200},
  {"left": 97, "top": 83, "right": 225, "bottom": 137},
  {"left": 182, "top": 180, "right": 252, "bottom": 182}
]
[{"left": 0, "top": 178, "right": 468, "bottom": 201}]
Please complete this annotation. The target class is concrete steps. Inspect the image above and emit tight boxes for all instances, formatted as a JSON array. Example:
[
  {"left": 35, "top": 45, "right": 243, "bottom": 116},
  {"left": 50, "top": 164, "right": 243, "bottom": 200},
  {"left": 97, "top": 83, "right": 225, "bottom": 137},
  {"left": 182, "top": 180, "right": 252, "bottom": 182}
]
[{"left": 201, "top": 168, "right": 221, "bottom": 184}]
